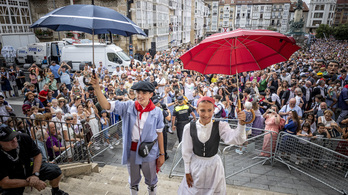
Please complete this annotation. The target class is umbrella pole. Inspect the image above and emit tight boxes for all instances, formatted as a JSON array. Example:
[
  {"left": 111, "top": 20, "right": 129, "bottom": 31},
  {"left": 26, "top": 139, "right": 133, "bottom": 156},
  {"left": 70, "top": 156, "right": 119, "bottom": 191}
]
[
  {"left": 236, "top": 70, "right": 241, "bottom": 111},
  {"left": 92, "top": 30, "right": 95, "bottom": 69}
]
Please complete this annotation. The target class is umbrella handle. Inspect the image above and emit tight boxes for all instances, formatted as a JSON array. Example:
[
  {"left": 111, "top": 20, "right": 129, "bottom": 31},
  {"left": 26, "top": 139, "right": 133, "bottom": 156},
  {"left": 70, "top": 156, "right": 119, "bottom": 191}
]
[{"left": 238, "top": 99, "right": 242, "bottom": 112}]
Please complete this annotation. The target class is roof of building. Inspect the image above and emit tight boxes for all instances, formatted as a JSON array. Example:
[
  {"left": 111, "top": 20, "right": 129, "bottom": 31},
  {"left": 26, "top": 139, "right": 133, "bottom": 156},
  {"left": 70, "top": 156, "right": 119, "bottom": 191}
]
[{"left": 289, "top": 1, "right": 309, "bottom": 12}]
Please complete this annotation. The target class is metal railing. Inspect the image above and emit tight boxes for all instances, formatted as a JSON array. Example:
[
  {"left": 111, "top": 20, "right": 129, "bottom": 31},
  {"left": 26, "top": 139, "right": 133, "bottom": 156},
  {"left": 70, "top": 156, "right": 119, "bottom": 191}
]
[
  {"left": 88, "top": 120, "right": 123, "bottom": 160},
  {"left": 0, "top": 115, "right": 91, "bottom": 164},
  {"left": 274, "top": 132, "right": 348, "bottom": 194},
  {"left": 222, "top": 126, "right": 277, "bottom": 179}
]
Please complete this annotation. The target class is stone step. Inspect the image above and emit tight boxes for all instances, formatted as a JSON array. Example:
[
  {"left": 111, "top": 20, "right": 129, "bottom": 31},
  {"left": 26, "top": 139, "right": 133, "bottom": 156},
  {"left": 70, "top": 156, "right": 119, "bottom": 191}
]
[{"left": 24, "top": 163, "right": 289, "bottom": 195}]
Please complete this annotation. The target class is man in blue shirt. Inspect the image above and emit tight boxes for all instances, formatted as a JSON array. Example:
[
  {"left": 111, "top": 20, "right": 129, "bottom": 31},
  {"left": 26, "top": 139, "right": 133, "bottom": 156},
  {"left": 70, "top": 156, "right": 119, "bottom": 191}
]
[
  {"left": 50, "top": 61, "right": 61, "bottom": 83},
  {"left": 58, "top": 64, "right": 72, "bottom": 90},
  {"left": 337, "top": 85, "right": 348, "bottom": 124},
  {"left": 279, "top": 98, "right": 302, "bottom": 120}
]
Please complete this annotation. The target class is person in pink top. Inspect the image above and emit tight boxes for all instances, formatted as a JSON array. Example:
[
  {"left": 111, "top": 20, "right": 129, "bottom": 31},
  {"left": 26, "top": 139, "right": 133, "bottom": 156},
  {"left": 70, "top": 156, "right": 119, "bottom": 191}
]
[{"left": 261, "top": 105, "right": 285, "bottom": 157}]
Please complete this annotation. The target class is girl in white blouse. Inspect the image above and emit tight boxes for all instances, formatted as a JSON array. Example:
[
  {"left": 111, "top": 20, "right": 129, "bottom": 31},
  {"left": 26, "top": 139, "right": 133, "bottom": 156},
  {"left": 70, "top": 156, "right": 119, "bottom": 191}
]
[{"left": 178, "top": 96, "right": 247, "bottom": 195}]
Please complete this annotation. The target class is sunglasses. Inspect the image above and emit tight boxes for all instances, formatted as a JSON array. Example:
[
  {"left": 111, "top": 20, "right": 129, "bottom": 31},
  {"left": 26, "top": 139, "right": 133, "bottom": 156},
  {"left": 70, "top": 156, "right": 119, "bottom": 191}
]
[{"left": 66, "top": 118, "right": 73, "bottom": 121}]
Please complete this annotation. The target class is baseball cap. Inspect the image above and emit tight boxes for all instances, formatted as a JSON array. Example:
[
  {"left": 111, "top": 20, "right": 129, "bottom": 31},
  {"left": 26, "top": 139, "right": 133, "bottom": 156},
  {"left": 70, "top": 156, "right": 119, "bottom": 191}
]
[{"left": 0, "top": 124, "right": 18, "bottom": 142}]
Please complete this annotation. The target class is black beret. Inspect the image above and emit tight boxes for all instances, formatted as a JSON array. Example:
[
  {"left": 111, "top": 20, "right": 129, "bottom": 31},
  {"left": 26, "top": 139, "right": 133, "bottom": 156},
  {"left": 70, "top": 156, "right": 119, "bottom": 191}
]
[
  {"left": 131, "top": 81, "right": 155, "bottom": 92},
  {"left": 88, "top": 86, "right": 94, "bottom": 91},
  {"left": 341, "top": 69, "right": 347, "bottom": 73}
]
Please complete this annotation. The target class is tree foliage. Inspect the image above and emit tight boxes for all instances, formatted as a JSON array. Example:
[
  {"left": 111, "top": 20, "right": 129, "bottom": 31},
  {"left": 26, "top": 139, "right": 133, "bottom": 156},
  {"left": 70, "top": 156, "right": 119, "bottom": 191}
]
[
  {"left": 315, "top": 24, "right": 332, "bottom": 39},
  {"left": 315, "top": 24, "right": 348, "bottom": 40},
  {"left": 332, "top": 24, "right": 348, "bottom": 40}
]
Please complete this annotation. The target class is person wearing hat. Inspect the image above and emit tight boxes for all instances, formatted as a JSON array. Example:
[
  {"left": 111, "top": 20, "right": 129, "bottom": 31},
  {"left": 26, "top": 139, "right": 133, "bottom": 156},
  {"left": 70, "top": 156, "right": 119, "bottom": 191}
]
[
  {"left": 24, "top": 92, "right": 45, "bottom": 113},
  {"left": 91, "top": 74, "right": 165, "bottom": 195},
  {"left": 172, "top": 95, "right": 196, "bottom": 143},
  {"left": 0, "top": 124, "right": 68, "bottom": 195},
  {"left": 177, "top": 96, "right": 246, "bottom": 194}
]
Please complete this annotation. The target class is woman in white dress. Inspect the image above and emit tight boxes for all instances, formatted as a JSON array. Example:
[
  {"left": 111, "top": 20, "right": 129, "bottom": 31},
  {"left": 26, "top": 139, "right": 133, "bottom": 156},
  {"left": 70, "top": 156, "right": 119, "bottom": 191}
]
[
  {"left": 178, "top": 96, "right": 247, "bottom": 195},
  {"left": 86, "top": 99, "right": 100, "bottom": 136}
]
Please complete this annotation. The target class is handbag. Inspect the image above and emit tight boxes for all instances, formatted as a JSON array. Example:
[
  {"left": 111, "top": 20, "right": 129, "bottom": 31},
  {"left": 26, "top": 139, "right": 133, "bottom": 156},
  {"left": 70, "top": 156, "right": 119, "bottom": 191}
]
[{"left": 138, "top": 139, "right": 157, "bottom": 158}]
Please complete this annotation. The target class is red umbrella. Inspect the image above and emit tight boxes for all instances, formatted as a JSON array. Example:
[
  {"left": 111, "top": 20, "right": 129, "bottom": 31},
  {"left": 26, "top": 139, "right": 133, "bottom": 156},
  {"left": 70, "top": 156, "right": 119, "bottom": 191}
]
[{"left": 180, "top": 29, "right": 300, "bottom": 75}]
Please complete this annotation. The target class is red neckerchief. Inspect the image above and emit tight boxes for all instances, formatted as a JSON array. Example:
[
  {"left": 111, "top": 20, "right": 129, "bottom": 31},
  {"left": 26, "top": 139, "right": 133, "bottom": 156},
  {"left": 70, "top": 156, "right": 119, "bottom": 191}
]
[
  {"left": 344, "top": 84, "right": 348, "bottom": 89},
  {"left": 259, "top": 97, "right": 265, "bottom": 103},
  {"left": 134, "top": 99, "right": 156, "bottom": 119}
]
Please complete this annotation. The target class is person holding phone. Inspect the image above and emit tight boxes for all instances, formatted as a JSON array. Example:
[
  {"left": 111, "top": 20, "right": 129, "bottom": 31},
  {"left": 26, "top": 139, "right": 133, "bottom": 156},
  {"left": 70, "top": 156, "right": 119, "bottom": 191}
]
[{"left": 91, "top": 73, "right": 165, "bottom": 195}]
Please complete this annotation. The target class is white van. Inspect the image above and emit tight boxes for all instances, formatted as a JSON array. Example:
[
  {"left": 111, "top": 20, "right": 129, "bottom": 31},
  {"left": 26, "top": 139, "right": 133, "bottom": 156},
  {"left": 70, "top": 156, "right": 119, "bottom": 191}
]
[
  {"left": 61, "top": 43, "right": 136, "bottom": 72},
  {"left": 16, "top": 41, "right": 65, "bottom": 65}
]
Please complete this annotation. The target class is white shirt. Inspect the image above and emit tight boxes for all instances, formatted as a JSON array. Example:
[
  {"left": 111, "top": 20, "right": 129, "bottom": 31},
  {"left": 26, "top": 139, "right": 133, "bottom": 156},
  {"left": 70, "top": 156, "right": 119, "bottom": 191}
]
[
  {"left": 107, "top": 103, "right": 163, "bottom": 142},
  {"left": 156, "top": 77, "right": 166, "bottom": 94},
  {"left": 184, "top": 83, "right": 195, "bottom": 100},
  {"left": 182, "top": 120, "right": 246, "bottom": 173}
]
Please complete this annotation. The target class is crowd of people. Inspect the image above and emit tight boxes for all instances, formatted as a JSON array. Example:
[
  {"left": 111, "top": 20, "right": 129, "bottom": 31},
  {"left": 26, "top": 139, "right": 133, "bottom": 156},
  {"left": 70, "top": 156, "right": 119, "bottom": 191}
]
[{"left": 1, "top": 37, "right": 348, "bottom": 194}]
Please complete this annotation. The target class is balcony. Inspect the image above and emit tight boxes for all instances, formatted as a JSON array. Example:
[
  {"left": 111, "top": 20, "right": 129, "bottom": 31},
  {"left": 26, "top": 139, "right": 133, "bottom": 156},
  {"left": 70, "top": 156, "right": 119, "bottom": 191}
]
[
  {"left": 273, "top": 8, "right": 276, "bottom": 11},
  {"left": 279, "top": 8, "right": 283, "bottom": 11},
  {"left": 169, "top": 1, "right": 177, "bottom": 10},
  {"left": 278, "top": 16, "right": 281, "bottom": 18}
]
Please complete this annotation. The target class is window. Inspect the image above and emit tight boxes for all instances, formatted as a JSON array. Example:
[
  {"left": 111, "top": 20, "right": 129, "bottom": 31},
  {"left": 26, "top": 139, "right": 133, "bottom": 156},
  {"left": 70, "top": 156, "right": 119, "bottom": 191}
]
[
  {"left": 312, "top": 20, "right": 322, "bottom": 26},
  {"left": 107, "top": 53, "right": 119, "bottom": 63},
  {"left": 314, "top": 13, "right": 323, "bottom": 18},
  {"left": 117, "top": 51, "right": 131, "bottom": 61},
  {"left": 315, "top": 5, "right": 325, "bottom": 10}
]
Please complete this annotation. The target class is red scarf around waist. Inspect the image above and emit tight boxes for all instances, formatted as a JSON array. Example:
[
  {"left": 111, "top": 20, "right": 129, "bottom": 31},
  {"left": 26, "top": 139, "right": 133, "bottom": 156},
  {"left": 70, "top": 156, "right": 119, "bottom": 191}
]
[{"left": 134, "top": 99, "right": 156, "bottom": 119}]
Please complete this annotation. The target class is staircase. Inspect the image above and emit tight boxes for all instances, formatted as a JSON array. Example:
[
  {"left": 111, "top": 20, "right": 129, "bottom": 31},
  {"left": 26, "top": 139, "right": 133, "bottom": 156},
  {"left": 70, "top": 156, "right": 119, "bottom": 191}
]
[{"left": 23, "top": 163, "right": 288, "bottom": 195}]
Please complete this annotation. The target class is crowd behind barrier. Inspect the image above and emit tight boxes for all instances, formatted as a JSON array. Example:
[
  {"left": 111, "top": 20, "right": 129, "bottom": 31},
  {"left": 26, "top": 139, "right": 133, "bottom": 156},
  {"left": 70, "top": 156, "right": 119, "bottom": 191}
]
[{"left": 1, "top": 38, "right": 348, "bottom": 193}]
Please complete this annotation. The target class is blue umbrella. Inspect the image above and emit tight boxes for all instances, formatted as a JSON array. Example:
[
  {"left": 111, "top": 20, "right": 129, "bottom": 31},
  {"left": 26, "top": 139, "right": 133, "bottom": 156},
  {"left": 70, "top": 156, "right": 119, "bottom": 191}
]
[{"left": 30, "top": 4, "right": 146, "bottom": 65}]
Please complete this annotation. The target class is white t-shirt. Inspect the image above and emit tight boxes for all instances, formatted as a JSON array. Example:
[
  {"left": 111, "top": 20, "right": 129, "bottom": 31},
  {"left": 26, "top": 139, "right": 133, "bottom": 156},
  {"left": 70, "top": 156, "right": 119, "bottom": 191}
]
[
  {"left": 184, "top": 83, "right": 195, "bottom": 100},
  {"left": 156, "top": 77, "right": 166, "bottom": 94}
]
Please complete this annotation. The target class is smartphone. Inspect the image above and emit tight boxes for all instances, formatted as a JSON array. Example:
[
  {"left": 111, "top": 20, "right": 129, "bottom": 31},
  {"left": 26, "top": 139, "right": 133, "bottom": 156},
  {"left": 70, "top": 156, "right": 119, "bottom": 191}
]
[{"left": 92, "top": 69, "right": 95, "bottom": 78}]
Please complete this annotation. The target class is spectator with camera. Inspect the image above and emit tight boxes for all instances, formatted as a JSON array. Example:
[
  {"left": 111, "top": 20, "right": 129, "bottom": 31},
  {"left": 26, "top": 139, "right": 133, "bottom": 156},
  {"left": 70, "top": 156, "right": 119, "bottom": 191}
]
[{"left": 58, "top": 64, "right": 71, "bottom": 91}]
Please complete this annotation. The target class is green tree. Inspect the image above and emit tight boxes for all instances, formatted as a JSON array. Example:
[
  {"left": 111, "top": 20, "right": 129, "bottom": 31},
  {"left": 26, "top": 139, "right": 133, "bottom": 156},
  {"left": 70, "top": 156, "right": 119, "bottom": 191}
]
[
  {"left": 267, "top": 26, "right": 277, "bottom": 31},
  {"left": 333, "top": 24, "right": 348, "bottom": 40},
  {"left": 315, "top": 24, "right": 333, "bottom": 38}
]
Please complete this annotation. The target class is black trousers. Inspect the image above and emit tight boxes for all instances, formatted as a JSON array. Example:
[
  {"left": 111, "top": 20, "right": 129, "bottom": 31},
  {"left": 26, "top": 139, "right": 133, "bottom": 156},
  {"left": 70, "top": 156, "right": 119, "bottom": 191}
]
[
  {"left": 176, "top": 121, "right": 189, "bottom": 143},
  {"left": 1, "top": 162, "right": 62, "bottom": 195},
  {"left": 163, "top": 126, "right": 168, "bottom": 159}
]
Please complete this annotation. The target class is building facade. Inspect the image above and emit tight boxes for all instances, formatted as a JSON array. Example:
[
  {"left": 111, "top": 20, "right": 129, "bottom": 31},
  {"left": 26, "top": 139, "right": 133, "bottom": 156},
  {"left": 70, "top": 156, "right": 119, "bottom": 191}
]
[
  {"left": 333, "top": 0, "right": 348, "bottom": 25},
  {"left": 306, "top": 0, "right": 337, "bottom": 32},
  {"left": 0, "top": 0, "right": 32, "bottom": 34},
  {"left": 204, "top": 0, "right": 293, "bottom": 37},
  {"left": 191, "top": 0, "right": 205, "bottom": 43}
]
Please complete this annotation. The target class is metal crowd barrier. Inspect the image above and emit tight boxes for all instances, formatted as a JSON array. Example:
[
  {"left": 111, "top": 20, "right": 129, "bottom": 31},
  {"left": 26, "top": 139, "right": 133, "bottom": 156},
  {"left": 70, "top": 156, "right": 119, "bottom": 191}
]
[
  {"left": 0, "top": 115, "right": 91, "bottom": 164},
  {"left": 275, "top": 131, "right": 348, "bottom": 194},
  {"left": 88, "top": 120, "right": 123, "bottom": 159},
  {"left": 222, "top": 126, "right": 277, "bottom": 179}
]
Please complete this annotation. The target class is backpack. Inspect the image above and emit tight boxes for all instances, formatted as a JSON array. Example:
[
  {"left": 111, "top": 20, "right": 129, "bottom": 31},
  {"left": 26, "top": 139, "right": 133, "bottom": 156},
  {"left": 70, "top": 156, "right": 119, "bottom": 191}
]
[{"left": 216, "top": 104, "right": 226, "bottom": 118}]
